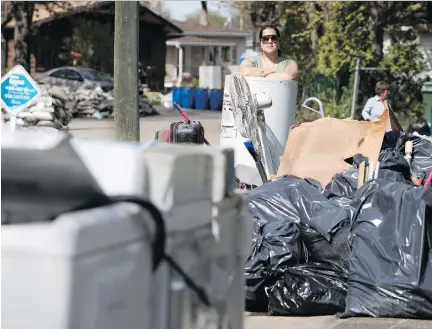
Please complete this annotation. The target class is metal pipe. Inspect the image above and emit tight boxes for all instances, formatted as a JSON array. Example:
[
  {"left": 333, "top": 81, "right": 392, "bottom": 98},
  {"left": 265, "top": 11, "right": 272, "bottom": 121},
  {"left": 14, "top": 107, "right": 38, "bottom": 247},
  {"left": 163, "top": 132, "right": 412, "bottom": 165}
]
[
  {"left": 301, "top": 97, "right": 325, "bottom": 118},
  {"left": 176, "top": 43, "right": 183, "bottom": 87}
]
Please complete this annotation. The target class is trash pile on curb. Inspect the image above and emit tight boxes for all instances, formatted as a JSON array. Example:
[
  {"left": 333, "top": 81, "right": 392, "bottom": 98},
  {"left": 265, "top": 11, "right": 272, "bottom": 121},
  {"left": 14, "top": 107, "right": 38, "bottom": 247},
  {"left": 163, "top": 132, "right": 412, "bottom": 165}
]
[
  {"left": 244, "top": 131, "right": 432, "bottom": 319},
  {"left": 2, "top": 84, "right": 73, "bottom": 130}
]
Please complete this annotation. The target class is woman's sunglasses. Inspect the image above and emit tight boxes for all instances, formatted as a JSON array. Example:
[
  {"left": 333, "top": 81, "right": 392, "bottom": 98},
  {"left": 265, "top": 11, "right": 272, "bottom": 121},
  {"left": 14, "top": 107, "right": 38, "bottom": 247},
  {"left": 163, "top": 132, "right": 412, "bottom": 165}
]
[{"left": 261, "top": 35, "right": 279, "bottom": 43}]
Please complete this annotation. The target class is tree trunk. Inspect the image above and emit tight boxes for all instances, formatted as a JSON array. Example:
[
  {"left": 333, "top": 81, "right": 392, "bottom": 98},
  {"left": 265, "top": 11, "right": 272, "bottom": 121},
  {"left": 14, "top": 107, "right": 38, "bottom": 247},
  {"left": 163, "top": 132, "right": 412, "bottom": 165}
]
[
  {"left": 369, "top": 2, "right": 384, "bottom": 63},
  {"left": 306, "top": 3, "right": 320, "bottom": 53},
  {"left": 13, "top": 2, "right": 35, "bottom": 71}
]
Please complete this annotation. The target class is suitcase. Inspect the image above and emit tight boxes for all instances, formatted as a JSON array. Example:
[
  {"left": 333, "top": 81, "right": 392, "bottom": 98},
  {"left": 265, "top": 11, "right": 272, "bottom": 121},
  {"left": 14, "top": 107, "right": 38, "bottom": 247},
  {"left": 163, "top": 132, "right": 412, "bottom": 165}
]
[{"left": 155, "top": 120, "right": 205, "bottom": 144}]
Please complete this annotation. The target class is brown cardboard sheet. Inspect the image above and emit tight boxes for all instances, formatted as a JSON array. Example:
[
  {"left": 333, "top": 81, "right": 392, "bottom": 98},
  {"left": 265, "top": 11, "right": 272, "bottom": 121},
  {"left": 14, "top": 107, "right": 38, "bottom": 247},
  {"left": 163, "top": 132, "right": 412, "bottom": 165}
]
[{"left": 277, "top": 109, "right": 389, "bottom": 188}]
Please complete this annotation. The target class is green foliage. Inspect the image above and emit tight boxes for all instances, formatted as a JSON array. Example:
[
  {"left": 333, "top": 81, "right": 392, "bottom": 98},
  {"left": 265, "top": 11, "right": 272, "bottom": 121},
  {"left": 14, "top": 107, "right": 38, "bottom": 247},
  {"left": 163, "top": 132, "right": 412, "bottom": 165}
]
[
  {"left": 296, "top": 86, "right": 352, "bottom": 122},
  {"left": 317, "top": 2, "right": 376, "bottom": 79},
  {"left": 59, "top": 18, "right": 114, "bottom": 72},
  {"left": 185, "top": 11, "right": 228, "bottom": 28},
  {"left": 278, "top": 1, "right": 429, "bottom": 121},
  {"left": 379, "top": 26, "right": 427, "bottom": 120}
]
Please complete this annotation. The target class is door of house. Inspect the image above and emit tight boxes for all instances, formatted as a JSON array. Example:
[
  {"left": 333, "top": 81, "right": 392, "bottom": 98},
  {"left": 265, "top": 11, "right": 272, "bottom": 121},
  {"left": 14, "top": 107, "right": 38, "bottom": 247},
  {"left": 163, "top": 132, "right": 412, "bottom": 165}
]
[{"left": 207, "top": 46, "right": 223, "bottom": 66}]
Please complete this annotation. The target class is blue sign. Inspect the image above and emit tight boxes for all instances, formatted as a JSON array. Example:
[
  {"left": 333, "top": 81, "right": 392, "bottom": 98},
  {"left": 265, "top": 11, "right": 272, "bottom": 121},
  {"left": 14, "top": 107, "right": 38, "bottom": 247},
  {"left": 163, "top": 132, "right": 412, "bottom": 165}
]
[{"left": 1, "top": 65, "right": 41, "bottom": 115}]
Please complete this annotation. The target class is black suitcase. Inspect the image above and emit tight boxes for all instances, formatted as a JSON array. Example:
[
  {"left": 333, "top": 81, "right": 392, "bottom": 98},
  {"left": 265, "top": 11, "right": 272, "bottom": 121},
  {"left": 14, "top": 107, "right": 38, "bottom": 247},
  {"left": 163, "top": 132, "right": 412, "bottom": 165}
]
[{"left": 170, "top": 120, "right": 205, "bottom": 144}]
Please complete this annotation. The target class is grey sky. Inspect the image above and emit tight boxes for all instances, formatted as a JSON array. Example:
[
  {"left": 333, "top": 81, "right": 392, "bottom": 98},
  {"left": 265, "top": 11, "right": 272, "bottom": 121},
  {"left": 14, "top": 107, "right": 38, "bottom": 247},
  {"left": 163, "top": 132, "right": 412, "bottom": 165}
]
[{"left": 164, "top": 0, "right": 232, "bottom": 21}]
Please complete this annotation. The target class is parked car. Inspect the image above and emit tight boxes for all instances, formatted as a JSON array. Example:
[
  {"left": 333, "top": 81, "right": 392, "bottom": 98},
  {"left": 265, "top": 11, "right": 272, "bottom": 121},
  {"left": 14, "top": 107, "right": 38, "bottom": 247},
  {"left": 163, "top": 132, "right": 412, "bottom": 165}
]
[{"left": 35, "top": 67, "right": 114, "bottom": 92}]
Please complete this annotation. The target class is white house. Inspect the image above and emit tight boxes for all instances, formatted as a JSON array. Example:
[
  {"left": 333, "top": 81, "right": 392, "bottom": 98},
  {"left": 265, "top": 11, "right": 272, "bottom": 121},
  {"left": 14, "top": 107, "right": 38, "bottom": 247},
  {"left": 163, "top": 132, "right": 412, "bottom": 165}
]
[{"left": 165, "top": 19, "right": 251, "bottom": 87}]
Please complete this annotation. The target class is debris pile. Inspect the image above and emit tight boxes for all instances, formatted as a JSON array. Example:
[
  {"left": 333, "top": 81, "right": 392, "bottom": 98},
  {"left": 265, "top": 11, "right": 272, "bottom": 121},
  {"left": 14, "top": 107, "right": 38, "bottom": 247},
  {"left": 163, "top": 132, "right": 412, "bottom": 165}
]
[
  {"left": 244, "top": 131, "right": 432, "bottom": 319},
  {"left": 2, "top": 84, "right": 73, "bottom": 130},
  {"left": 2, "top": 84, "right": 159, "bottom": 127},
  {"left": 72, "top": 87, "right": 158, "bottom": 118}
]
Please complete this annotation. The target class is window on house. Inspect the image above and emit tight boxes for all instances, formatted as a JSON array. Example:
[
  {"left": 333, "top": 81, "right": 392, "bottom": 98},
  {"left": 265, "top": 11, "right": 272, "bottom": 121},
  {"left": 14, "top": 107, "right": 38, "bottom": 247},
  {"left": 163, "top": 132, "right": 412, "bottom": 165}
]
[
  {"left": 222, "top": 47, "right": 230, "bottom": 62},
  {"left": 208, "top": 47, "right": 215, "bottom": 63}
]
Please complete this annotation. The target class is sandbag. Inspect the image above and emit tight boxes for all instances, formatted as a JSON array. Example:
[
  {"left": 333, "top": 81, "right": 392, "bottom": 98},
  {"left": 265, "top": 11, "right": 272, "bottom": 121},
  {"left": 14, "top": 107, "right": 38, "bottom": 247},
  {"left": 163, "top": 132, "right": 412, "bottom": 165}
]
[
  {"left": 341, "top": 179, "right": 432, "bottom": 319},
  {"left": 267, "top": 262, "right": 348, "bottom": 316}
]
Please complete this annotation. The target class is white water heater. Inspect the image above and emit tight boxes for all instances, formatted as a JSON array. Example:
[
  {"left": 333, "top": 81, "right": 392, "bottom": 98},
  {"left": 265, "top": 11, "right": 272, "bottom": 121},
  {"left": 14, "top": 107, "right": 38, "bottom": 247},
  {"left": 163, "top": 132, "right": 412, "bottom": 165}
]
[
  {"left": 199, "top": 66, "right": 222, "bottom": 89},
  {"left": 220, "top": 76, "right": 298, "bottom": 177}
]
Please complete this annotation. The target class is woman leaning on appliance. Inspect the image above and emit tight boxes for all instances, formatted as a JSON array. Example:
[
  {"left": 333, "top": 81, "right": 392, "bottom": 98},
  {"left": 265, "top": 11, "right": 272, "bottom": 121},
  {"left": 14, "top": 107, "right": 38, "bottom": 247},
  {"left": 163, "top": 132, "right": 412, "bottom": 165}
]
[{"left": 240, "top": 25, "right": 299, "bottom": 81}]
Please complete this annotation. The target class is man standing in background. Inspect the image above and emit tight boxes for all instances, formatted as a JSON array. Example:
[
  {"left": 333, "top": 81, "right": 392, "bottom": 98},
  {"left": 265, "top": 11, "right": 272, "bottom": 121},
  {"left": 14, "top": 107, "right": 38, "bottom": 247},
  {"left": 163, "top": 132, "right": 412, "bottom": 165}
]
[
  {"left": 362, "top": 81, "right": 393, "bottom": 131},
  {"left": 362, "top": 81, "right": 390, "bottom": 121}
]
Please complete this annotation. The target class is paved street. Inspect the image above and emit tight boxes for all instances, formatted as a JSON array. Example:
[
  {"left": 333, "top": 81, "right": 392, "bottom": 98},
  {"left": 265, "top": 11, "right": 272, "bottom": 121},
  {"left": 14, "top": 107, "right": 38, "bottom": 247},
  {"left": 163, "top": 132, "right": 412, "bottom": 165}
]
[
  {"left": 69, "top": 107, "right": 431, "bottom": 329},
  {"left": 69, "top": 106, "right": 223, "bottom": 144}
]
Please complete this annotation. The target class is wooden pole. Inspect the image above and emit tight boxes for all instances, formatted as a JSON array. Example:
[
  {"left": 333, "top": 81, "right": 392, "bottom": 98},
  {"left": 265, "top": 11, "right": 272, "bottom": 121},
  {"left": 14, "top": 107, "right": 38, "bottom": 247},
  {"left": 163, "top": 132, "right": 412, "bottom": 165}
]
[{"left": 114, "top": 1, "right": 140, "bottom": 141}]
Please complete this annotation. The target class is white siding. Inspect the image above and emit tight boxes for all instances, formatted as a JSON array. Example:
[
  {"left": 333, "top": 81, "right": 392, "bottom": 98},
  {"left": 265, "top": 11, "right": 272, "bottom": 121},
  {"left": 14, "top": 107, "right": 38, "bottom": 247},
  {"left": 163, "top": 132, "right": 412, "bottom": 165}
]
[{"left": 419, "top": 32, "right": 432, "bottom": 71}]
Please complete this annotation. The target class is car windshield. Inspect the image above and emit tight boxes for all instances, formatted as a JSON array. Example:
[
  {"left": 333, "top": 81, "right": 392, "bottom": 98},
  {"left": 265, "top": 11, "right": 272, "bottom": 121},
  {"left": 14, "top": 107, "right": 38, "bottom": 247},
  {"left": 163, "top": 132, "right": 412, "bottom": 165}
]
[{"left": 79, "top": 69, "right": 112, "bottom": 82}]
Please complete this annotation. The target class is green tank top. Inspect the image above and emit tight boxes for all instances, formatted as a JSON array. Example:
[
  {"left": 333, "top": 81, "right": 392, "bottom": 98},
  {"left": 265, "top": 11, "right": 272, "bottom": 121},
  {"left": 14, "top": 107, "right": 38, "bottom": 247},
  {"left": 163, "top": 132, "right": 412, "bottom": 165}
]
[{"left": 246, "top": 56, "right": 296, "bottom": 72}]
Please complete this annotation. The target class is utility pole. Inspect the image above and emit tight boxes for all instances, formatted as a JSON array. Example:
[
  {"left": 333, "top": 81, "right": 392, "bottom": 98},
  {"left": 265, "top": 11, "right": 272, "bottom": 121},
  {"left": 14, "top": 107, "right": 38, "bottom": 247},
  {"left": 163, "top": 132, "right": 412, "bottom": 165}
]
[
  {"left": 350, "top": 59, "right": 360, "bottom": 119},
  {"left": 114, "top": 1, "right": 140, "bottom": 141}
]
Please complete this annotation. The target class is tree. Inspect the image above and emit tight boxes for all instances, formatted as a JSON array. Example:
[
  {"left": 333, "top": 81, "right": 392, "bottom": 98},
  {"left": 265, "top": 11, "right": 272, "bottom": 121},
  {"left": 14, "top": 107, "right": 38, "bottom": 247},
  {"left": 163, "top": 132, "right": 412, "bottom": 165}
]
[
  {"left": 185, "top": 10, "right": 228, "bottom": 28},
  {"left": 221, "top": 1, "right": 281, "bottom": 50},
  {"left": 316, "top": 1, "right": 428, "bottom": 117},
  {"left": 140, "top": 1, "right": 171, "bottom": 18},
  {"left": 2, "top": 1, "right": 73, "bottom": 72},
  {"left": 59, "top": 18, "right": 114, "bottom": 72},
  {"left": 276, "top": 1, "right": 429, "bottom": 121}
]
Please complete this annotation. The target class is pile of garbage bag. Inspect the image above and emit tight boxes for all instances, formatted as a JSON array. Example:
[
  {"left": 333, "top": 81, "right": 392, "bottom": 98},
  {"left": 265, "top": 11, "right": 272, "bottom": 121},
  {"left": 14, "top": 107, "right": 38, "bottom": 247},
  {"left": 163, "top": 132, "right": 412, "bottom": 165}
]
[{"left": 245, "top": 131, "right": 432, "bottom": 318}]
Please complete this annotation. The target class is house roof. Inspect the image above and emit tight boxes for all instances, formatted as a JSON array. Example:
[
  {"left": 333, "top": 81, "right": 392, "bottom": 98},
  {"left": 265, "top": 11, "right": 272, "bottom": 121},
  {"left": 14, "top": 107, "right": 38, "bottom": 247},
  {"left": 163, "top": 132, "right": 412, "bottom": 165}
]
[
  {"left": 4, "top": 1, "right": 182, "bottom": 34},
  {"left": 168, "top": 19, "right": 251, "bottom": 38},
  {"left": 167, "top": 36, "right": 236, "bottom": 47}
]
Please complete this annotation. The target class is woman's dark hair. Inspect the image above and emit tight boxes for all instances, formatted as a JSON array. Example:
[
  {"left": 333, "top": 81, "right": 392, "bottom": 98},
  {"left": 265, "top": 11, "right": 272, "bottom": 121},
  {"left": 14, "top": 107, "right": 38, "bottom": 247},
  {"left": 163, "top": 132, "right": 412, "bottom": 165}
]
[{"left": 259, "top": 25, "right": 281, "bottom": 57}]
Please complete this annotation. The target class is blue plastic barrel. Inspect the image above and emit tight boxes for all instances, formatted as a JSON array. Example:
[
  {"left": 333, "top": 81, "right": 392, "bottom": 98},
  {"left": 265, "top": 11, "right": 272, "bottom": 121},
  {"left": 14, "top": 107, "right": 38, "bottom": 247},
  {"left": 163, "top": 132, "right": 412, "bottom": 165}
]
[
  {"left": 209, "top": 89, "right": 223, "bottom": 111},
  {"left": 172, "top": 87, "right": 181, "bottom": 107},
  {"left": 194, "top": 88, "right": 209, "bottom": 110},
  {"left": 180, "top": 87, "right": 194, "bottom": 109}
]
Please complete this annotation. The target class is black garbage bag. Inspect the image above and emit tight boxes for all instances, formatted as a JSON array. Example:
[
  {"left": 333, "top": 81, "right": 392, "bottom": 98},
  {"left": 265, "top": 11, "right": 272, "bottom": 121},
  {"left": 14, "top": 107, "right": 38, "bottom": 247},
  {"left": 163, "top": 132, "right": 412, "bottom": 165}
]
[
  {"left": 408, "top": 118, "right": 431, "bottom": 136},
  {"left": 411, "top": 137, "right": 432, "bottom": 177},
  {"left": 244, "top": 219, "right": 307, "bottom": 310},
  {"left": 267, "top": 262, "right": 349, "bottom": 316},
  {"left": 248, "top": 175, "right": 349, "bottom": 242},
  {"left": 245, "top": 175, "right": 351, "bottom": 311},
  {"left": 341, "top": 179, "right": 432, "bottom": 319},
  {"left": 323, "top": 168, "right": 358, "bottom": 211},
  {"left": 303, "top": 224, "right": 351, "bottom": 272},
  {"left": 380, "top": 131, "right": 432, "bottom": 179},
  {"left": 378, "top": 148, "right": 413, "bottom": 183}
]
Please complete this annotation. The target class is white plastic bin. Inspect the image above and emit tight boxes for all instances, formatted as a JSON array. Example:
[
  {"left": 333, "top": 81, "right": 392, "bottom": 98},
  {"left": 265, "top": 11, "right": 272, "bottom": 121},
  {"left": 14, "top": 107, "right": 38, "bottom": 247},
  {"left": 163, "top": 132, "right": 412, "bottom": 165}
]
[
  {"left": 142, "top": 145, "right": 250, "bottom": 329},
  {"left": 2, "top": 204, "right": 154, "bottom": 329},
  {"left": 2, "top": 129, "right": 250, "bottom": 329}
]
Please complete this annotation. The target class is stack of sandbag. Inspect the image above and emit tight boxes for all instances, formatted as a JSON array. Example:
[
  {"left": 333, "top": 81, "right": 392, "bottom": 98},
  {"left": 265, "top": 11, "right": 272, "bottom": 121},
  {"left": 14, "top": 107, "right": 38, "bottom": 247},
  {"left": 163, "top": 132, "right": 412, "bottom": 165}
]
[
  {"left": 2, "top": 84, "right": 73, "bottom": 130},
  {"left": 74, "top": 87, "right": 113, "bottom": 116},
  {"left": 73, "top": 86, "right": 158, "bottom": 118}
]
